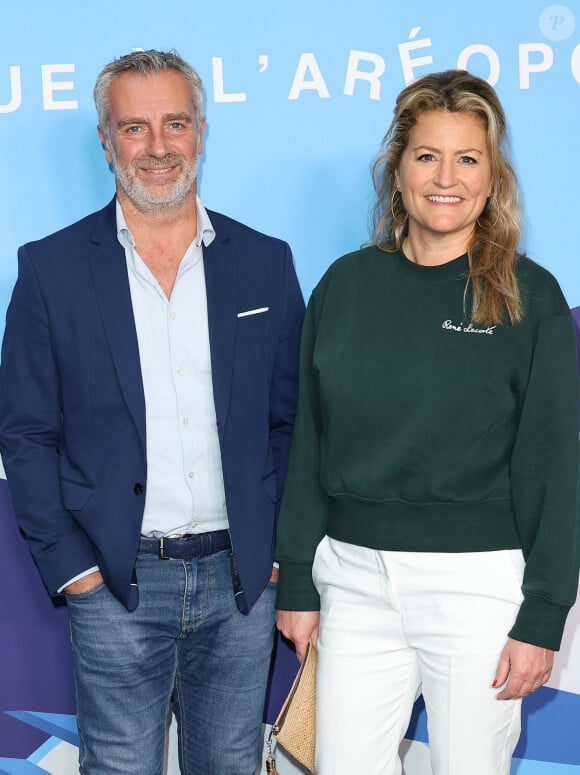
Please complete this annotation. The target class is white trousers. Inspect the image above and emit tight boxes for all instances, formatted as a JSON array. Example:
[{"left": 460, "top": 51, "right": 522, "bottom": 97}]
[{"left": 312, "top": 536, "right": 524, "bottom": 775}]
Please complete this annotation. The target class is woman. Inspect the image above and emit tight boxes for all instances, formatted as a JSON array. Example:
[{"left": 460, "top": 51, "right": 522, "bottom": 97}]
[{"left": 275, "top": 70, "right": 579, "bottom": 775}]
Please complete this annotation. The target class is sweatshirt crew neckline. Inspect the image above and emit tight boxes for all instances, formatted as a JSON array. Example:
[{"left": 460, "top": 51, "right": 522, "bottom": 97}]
[{"left": 389, "top": 247, "right": 470, "bottom": 282}]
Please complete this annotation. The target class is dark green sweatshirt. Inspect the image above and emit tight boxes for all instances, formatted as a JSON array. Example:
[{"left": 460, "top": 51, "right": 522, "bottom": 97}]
[{"left": 275, "top": 247, "right": 579, "bottom": 651}]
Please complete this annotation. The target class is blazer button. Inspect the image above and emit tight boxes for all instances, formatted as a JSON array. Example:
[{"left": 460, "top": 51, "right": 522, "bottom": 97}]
[{"left": 133, "top": 483, "right": 144, "bottom": 495}]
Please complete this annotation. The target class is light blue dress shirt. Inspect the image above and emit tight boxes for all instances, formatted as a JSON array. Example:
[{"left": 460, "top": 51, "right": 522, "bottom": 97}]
[{"left": 118, "top": 198, "right": 229, "bottom": 537}]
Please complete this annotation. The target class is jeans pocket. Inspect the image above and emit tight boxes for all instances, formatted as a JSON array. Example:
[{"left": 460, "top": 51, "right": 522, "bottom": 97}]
[{"left": 65, "top": 581, "right": 106, "bottom": 602}]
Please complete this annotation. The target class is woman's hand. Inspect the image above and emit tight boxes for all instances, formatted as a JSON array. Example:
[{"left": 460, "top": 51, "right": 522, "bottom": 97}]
[
  {"left": 493, "top": 637, "right": 554, "bottom": 699},
  {"left": 276, "top": 610, "right": 320, "bottom": 662}
]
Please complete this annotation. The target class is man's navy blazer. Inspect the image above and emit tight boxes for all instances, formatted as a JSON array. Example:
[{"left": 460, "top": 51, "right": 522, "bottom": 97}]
[{"left": 0, "top": 198, "right": 305, "bottom": 613}]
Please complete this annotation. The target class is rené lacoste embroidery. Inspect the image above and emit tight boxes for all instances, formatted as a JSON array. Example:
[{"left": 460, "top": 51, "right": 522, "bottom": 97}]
[{"left": 442, "top": 320, "right": 497, "bottom": 335}]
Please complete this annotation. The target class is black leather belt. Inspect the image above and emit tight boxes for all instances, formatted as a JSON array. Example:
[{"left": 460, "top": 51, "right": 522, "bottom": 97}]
[{"left": 138, "top": 530, "right": 231, "bottom": 560}]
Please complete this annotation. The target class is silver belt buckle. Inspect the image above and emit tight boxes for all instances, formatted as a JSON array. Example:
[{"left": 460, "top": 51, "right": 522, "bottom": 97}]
[{"left": 159, "top": 533, "right": 188, "bottom": 559}]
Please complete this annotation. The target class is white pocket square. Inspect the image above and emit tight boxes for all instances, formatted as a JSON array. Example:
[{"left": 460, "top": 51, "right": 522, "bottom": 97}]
[{"left": 237, "top": 307, "right": 269, "bottom": 318}]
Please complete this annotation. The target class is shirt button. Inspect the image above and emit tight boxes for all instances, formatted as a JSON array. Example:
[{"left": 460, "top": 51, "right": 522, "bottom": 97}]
[
  {"left": 133, "top": 483, "right": 144, "bottom": 495},
  {"left": 182, "top": 418, "right": 189, "bottom": 425},
  {"left": 170, "top": 311, "right": 176, "bottom": 320},
  {"left": 176, "top": 364, "right": 182, "bottom": 373},
  {"left": 188, "top": 471, "right": 193, "bottom": 478}
]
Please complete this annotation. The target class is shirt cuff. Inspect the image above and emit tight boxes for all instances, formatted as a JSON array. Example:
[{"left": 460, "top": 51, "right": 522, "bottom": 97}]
[{"left": 57, "top": 566, "right": 100, "bottom": 593}]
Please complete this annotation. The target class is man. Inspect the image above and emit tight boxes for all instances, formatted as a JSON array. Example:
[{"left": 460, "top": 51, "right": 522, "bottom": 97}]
[{"left": 0, "top": 50, "right": 304, "bottom": 774}]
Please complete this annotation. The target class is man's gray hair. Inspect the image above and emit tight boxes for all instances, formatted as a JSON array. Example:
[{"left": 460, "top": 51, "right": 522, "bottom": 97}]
[{"left": 94, "top": 49, "right": 205, "bottom": 136}]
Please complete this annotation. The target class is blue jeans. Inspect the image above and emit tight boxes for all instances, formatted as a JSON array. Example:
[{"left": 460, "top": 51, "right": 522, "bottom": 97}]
[{"left": 65, "top": 548, "right": 276, "bottom": 774}]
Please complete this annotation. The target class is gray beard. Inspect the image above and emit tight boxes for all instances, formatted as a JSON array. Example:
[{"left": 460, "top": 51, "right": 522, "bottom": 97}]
[{"left": 109, "top": 145, "right": 198, "bottom": 213}]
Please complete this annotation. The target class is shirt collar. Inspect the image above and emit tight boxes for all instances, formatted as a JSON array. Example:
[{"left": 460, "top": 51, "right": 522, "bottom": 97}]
[{"left": 115, "top": 196, "right": 216, "bottom": 251}]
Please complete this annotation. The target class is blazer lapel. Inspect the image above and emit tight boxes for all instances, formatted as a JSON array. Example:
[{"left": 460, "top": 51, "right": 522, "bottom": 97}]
[
  {"left": 87, "top": 200, "right": 146, "bottom": 454},
  {"left": 203, "top": 227, "right": 237, "bottom": 440}
]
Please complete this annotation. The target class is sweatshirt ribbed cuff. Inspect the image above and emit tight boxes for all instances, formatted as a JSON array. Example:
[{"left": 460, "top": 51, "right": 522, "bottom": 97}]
[
  {"left": 508, "top": 595, "right": 572, "bottom": 651},
  {"left": 276, "top": 561, "right": 320, "bottom": 611}
]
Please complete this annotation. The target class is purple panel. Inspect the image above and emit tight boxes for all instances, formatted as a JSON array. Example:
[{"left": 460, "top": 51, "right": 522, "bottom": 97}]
[
  {"left": 0, "top": 480, "right": 75, "bottom": 757},
  {"left": 263, "top": 634, "right": 299, "bottom": 725}
]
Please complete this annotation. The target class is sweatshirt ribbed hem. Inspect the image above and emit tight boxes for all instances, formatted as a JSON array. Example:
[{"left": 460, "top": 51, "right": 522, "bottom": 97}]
[{"left": 326, "top": 495, "right": 520, "bottom": 553}]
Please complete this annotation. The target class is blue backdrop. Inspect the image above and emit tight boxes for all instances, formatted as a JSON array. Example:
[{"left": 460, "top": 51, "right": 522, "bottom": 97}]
[{"left": 1, "top": 1, "right": 579, "bottom": 772}]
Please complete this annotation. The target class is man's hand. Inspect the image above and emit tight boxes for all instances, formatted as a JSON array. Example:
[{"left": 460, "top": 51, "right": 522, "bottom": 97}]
[
  {"left": 493, "top": 637, "right": 554, "bottom": 699},
  {"left": 64, "top": 570, "right": 104, "bottom": 595},
  {"left": 276, "top": 610, "right": 320, "bottom": 662}
]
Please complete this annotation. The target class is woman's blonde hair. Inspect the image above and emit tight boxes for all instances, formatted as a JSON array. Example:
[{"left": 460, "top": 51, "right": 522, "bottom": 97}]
[{"left": 371, "top": 70, "right": 522, "bottom": 325}]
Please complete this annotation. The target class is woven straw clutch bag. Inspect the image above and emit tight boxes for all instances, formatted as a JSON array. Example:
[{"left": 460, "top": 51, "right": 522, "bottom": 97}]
[{"left": 266, "top": 641, "right": 317, "bottom": 774}]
